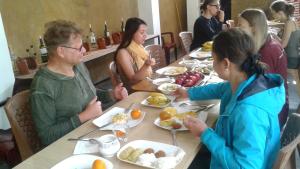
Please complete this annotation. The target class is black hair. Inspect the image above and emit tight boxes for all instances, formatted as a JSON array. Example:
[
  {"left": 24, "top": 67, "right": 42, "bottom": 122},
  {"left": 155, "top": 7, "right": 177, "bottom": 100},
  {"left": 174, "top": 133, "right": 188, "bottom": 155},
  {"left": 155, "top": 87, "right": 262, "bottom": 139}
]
[
  {"left": 271, "top": 0, "right": 295, "bottom": 18},
  {"left": 114, "top": 17, "right": 146, "bottom": 61},
  {"left": 212, "top": 28, "right": 267, "bottom": 77}
]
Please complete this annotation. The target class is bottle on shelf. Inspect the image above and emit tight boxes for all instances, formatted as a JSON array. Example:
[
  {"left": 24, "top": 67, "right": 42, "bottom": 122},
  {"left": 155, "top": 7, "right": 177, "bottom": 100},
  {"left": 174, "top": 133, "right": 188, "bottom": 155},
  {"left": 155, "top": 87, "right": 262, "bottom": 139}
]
[
  {"left": 39, "top": 36, "right": 48, "bottom": 63},
  {"left": 28, "top": 45, "right": 38, "bottom": 69},
  {"left": 8, "top": 46, "right": 17, "bottom": 73},
  {"left": 89, "top": 24, "right": 98, "bottom": 50},
  {"left": 121, "top": 18, "right": 125, "bottom": 33},
  {"left": 104, "top": 21, "right": 111, "bottom": 46}
]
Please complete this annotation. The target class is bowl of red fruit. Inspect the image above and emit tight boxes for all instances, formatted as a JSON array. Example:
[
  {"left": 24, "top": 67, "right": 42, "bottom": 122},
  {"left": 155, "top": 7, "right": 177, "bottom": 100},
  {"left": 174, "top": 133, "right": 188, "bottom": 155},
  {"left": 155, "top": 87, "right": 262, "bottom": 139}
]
[{"left": 175, "top": 71, "right": 205, "bottom": 87}]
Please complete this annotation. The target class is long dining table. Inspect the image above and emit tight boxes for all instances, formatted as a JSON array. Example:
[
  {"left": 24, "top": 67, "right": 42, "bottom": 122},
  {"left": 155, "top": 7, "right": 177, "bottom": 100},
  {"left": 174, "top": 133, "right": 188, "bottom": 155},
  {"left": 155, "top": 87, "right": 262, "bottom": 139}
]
[{"left": 13, "top": 91, "right": 220, "bottom": 169}]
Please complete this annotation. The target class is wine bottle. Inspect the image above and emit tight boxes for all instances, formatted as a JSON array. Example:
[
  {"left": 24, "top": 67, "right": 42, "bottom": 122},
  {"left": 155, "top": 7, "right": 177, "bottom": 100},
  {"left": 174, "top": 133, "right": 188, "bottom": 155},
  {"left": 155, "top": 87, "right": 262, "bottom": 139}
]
[
  {"left": 104, "top": 21, "right": 111, "bottom": 46},
  {"left": 121, "top": 18, "right": 125, "bottom": 32},
  {"left": 39, "top": 36, "right": 48, "bottom": 63},
  {"left": 89, "top": 24, "right": 97, "bottom": 50}
]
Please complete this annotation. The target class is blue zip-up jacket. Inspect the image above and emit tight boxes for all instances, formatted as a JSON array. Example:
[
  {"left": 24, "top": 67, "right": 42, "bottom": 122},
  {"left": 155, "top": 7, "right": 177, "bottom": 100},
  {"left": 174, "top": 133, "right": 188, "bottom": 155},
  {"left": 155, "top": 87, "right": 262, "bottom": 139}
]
[{"left": 187, "top": 74, "right": 285, "bottom": 169}]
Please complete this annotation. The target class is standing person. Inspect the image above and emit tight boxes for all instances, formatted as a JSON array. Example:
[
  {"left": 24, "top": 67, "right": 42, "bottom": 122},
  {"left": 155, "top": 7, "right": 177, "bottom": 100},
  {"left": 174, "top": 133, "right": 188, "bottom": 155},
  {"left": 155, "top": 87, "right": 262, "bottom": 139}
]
[
  {"left": 176, "top": 28, "right": 285, "bottom": 169},
  {"left": 114, "top": 17, "right": 155, "bottom": 93},
  {"left": 270, "top": 0, "right": 300, "bottom": 96},
  {"left": 190, "top": 0, "right": 224, "bottom": 51},
  {"left": 30, "top": 20, "right": 128, "bottom": 146},
  {"left": 238, "top": 8, "right": 288, "bottom": 128}
]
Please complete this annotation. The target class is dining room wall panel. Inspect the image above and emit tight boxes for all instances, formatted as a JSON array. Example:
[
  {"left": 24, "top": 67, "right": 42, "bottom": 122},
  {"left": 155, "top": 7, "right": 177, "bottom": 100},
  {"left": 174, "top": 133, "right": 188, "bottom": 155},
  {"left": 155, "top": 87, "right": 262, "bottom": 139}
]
[{"left": 0, "top": 0, "right": 138, "bottom": 60}]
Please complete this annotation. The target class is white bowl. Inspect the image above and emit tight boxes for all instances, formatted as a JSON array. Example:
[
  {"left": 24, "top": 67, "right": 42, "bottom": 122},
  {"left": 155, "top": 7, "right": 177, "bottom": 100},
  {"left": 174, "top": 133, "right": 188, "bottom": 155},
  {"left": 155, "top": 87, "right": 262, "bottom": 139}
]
[
  {"left": 152, "top": 78, "right": 175, "bottom": 86},
  {"left": 158, "top": 83, "right": 181, "bottom": 95}
]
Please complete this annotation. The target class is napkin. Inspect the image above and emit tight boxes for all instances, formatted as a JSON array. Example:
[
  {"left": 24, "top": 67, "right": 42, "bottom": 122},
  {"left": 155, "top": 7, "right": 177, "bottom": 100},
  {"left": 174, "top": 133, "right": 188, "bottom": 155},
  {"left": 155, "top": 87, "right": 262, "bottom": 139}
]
[{"left": 73, "top": 138, "right": 100, "bottom": 155}]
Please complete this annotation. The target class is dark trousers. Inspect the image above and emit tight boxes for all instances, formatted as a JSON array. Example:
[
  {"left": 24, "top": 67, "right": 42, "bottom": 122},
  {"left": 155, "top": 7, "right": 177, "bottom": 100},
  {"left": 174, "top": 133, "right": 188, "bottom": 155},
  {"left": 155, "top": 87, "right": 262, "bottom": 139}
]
[{"left": 188, "top": 144, "right": 211, "bottom": 169}]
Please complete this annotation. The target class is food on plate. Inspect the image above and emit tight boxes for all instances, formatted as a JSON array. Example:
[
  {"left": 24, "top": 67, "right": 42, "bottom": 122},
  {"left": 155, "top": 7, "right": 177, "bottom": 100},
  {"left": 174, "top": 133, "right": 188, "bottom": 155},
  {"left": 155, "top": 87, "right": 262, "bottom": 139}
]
[
  {"left": 136, "top": 153, "right": 157, "bottom": 167},
  {"left": 155, "top": 157, "right": 177, "bottom": 169},
  {"left": 119, "top": 146, "right": 135, "bottom": 160},
  {"left": 159, "top": 111, "right": 172, "bottom": 121},
  {"left": 175, "top": 71, "right": 204, "bottom": 87},
  {"left": 163, "top": 107, "right": 177, "bottom": 116},
  {"left": 160, "top": 67, "right": 187, "bottom": 76},
  {"left": 131, "top": 109, "right": 142, "bottom": 119},
  {"left": 175, "top": 111, "right": 197, "bottom": 120},
  {"left": 127, "top": 148, "right": 144, "bottom": 162},
  {"left": 154, "top": 150, "right": 166, "bottom": 158},
  {"left": 202, "top": 41, "right": 213, "bottom": 51},
  {"left": 112, "top": 113, "right": 128, "bottom": 124},
  {"left": 172, "top": 122, "right": 182, "bottom": 129},
  {"left": 144, "top": 148, "right": 155, "bottom": 154},
  {"left": 159, "top": 119, "right": 174, "bottom": 127},
  {"left": 92, "top": 159, "right": 106, "bottom": 169},
  {"left": 146, "top": 93, "right": 170, "bottom": 106},
  {"left": 158, "top": 83, "right": 181, "bottom": 95}
]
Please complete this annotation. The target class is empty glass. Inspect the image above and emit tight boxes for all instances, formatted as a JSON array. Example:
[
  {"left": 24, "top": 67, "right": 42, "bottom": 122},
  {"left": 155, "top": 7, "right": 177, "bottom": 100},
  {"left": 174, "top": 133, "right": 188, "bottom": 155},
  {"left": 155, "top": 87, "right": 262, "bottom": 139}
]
[{"left": 112, "top": 122, "right": 129, "bottom": 143}]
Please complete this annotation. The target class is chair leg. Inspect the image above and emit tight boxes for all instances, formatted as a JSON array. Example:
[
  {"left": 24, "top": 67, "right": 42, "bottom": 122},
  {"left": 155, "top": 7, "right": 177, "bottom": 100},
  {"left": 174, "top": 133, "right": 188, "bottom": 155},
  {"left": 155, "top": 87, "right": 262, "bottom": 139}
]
[
  {"left": 174, "top": 47, "right": 178, "bottom": 60},
  {"left": 165, "top": 49, "right": 171, "bottom": 65}
]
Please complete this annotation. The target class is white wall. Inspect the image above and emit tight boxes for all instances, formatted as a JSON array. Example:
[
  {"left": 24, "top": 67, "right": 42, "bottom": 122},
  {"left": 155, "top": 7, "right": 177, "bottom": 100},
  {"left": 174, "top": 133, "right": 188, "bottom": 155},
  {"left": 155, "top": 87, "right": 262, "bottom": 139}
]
[
  {"left": 0, "top": 12, "right": 14, "bottom": 129},
  {"left": 138, "top": 0, "right": 161, "bottom": 45},
  {"left": 187, "top": 0, "right": 201, "bottom": 32}
]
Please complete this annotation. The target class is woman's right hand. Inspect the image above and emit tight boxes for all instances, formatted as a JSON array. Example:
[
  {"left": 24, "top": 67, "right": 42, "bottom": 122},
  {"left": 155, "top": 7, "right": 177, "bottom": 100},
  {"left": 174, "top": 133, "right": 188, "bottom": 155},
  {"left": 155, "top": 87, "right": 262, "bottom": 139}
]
[
  {"left": 144, "top": 58, "right": 156, "bottom": 66},
  {"left": 174, "top": 87, "right": 189, "bottom": 100},
  {"left": 79, "top": 97, "right": 103, "bottom": 123}
]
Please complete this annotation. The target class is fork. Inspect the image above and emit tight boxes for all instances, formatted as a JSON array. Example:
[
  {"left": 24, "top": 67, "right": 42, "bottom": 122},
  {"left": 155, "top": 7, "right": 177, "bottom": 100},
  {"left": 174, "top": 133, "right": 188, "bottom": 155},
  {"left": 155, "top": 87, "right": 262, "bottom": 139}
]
[
  {"left": 171, "top": 129, "right": 178, "bottom": 146},
  {"left": 77, "top": 121, "right": 112, "bottom": 139}
]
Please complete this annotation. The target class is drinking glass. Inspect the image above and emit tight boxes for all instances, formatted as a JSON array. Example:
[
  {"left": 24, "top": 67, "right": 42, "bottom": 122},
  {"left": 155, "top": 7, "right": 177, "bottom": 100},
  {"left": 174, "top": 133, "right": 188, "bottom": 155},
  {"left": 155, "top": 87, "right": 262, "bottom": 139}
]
[{"left": 112, "top": 121, "right": 129, "bottom": 143}]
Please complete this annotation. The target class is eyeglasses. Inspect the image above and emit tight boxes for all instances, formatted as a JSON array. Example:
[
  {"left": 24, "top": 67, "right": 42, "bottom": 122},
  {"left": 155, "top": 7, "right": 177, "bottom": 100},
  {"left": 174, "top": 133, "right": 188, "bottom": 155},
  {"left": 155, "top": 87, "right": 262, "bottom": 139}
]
[
  {"left": 60, "top": 44, "right": 84, "bottom": 52},
  {"left": 209, "top": 4, "right": 220, "bottom": 8}
]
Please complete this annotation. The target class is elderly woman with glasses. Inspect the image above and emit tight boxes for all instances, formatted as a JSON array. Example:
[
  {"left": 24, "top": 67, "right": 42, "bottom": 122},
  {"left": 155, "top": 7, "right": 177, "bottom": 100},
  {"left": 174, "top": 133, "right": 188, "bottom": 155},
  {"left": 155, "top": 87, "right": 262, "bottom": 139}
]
[
  {"left": 30, "top": 20, "right": 128, "bottom": 146},
  {"left": 190, "top": 0, "right": 225, "bottom": 51}
]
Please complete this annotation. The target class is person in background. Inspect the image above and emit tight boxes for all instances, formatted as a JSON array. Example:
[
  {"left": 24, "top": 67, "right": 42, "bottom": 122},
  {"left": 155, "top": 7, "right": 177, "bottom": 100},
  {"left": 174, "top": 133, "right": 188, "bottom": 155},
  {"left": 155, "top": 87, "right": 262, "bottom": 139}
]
[
  {"left": 190, "top": 0, "right": 224, "bottom": 51},
  {"left": 270, "top": 0, "right": 300, "bottom": 96},
  {"left": 238, "top": 8, "right": 288, "bottom": 128},
  {"left": 114, "top": 17, "right": 155, "bottom": 93},
  {"left": 177, "top": 28, "right": 285, "bottom": 169},
  {"left": 30, "top": 20, "right": 128, "bottom": 146}
]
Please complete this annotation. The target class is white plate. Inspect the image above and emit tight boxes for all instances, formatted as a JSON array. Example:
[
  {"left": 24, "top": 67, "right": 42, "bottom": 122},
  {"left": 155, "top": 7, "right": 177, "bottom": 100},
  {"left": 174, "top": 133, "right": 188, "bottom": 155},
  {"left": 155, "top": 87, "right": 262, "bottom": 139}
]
[
  {"left": 155, "top": 66, "right": 187, "bottom": 76},
  {"left": 117, "top": 140, "right": 185, "bottom": 169},
  {"left": 93, "top": 107, "right": 146, "bottom": 130},
  {"left": 189, "top": 48, "right": 212, "bottom": 59},
  {"left": 178, "top": 59, "right": 200, "bottom": 69},
  {"left": 154, "top": 118, "right": 188, "bottom": 131},
  {"left": 158, "top": 83, "right": 181, "bottom": 95},
  {"left": 152, "top": 77, "right": 175, "bottom": 86},
  {"left": 141, "top": 96, "right": 174, "bottom": 108},
  {"left": 51, "top": 154, "right": 113, "bottom": 169}
]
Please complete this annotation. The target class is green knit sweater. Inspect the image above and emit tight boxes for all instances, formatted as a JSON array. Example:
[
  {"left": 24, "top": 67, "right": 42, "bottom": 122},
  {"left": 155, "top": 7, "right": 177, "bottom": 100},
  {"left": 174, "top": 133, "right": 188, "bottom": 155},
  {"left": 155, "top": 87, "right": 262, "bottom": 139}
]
[{"left": 30, "top": 63, "right": 112, "bottom": 146}]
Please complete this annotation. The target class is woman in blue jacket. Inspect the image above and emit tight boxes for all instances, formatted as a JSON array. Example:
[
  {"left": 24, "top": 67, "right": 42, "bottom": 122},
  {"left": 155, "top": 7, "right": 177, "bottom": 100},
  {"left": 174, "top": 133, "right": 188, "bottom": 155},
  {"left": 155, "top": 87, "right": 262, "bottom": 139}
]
[{"left": 176, "top": 28, "right": 285, "bottom": 168}]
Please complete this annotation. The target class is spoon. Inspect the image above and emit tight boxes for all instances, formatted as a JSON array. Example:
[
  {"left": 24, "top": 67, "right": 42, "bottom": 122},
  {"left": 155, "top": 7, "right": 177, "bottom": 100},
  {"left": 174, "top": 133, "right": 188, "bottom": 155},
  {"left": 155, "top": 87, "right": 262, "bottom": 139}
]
[{"left": 68, "top": 138, "right": 101, "bottom": 145}]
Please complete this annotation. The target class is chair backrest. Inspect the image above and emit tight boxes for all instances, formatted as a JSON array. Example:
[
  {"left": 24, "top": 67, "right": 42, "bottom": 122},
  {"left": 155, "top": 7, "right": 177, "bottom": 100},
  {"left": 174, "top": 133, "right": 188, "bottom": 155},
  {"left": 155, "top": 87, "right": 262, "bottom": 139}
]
[
  {"left": 4, "top": 90, "right": 41, "bottom": 161},
  {"left": 273, "top": 135, "right": 300, "bottom": 169},
  {"left": 179, "top": 31, "right": 193, "bottom": 55},
  {"left": 161, "top": 32, "right": 175, "bottom": 46},
  {"left": 281, "top": 113, "right": 300, "bottom": 147},
  {"left": 108, "top": 61, "right": 121, "bottom": 87},
  {"left": 144, "top": 44, "right": 167, "bottom": 71}
]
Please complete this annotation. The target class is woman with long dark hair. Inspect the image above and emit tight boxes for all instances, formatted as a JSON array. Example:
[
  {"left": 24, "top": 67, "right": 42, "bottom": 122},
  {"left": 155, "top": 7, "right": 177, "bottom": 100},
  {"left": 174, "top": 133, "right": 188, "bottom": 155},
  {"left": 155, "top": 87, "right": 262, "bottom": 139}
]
[
  {"left": 176, "top": 28, "right": 285, "bottom": 168},
  {"left": 114, "top": 17, "right": 155, "bottom": 93}
]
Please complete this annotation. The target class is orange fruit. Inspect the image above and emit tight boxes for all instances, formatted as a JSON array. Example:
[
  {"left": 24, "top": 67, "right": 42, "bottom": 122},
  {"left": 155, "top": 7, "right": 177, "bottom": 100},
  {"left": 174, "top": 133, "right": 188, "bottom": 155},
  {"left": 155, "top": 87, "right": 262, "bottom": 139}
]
[
  {"left": 159, "top": 111, "right": 172, "bottom": 121},
  {"left": 131, "top": 109, "right": 142, "bottom": 119},
  {"left": 92, "top": 159, "right": 106, "bottom": 169}
]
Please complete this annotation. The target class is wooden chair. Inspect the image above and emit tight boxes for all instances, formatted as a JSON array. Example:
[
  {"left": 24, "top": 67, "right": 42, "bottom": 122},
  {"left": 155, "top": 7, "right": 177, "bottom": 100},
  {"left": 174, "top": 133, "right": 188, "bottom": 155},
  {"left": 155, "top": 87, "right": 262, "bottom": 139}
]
[
  {"left": 161, "top": 32, "right": 177, "bottom": 65},
  {"left": 145, "top": 44, "right": 167, "bottom": 71},
  {"left": 273, "top": 135, "right": 300, "bottom": 169},
  {"left": 4, "top": 90, "right": 41, "bottom": 161},
  {"left": 179, "top": 31, "right": 193, "bottom": 55},
  {"left": 273, "top": 113, "right": 300, "bottom": 169},
  {"left": 108, "top": 61, "right": 121, "bottom": 87}
]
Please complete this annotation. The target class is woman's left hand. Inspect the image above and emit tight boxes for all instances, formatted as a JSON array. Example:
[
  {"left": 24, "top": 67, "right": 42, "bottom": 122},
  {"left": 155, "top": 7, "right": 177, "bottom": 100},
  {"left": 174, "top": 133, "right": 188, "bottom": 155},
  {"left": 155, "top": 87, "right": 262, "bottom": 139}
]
[
  {"left": 183, "top": 116, "right": 208, "bottom": 138},
  {"left": 113, "top": 83, "right": 128, "bottom": 100}
]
